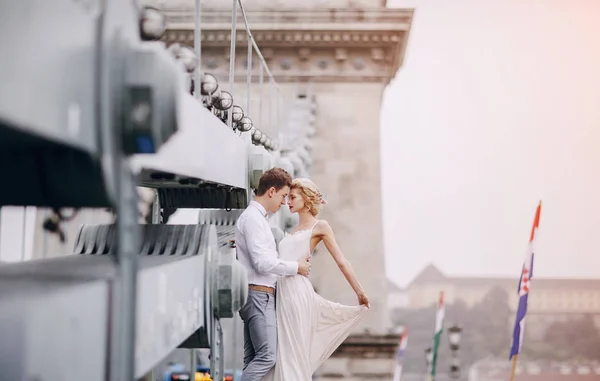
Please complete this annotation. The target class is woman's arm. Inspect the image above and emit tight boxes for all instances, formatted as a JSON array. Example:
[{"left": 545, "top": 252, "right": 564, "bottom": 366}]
[{"left": 317, "top": 220, "right": 370, "bottom": 308}]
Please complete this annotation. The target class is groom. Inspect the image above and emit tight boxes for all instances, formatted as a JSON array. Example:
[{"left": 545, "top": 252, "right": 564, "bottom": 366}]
[{"left": 236, "top": 167, "right": 311, "bottom": 381}]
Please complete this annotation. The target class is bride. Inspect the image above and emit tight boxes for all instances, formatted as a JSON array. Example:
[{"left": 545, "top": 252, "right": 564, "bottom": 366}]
[{"left": 265, "top": 178, "right": 370, "bottom": 381}]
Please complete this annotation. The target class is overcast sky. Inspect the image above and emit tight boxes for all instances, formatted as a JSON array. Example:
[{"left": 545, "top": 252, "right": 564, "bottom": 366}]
[
  {"left": 381, "top": 0, "right": 600, "bottom": 286},
  {"left": 2, "top": 0, "right": 600, "bottom": 291}
]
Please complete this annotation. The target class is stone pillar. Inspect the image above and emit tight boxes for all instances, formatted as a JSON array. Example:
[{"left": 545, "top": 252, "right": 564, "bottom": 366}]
[
  {"left": 309, "top": 81, "right": 390, "bottom": 333},
  {"left": 316, "top": 334, "right": 400, "bottom": 380}
]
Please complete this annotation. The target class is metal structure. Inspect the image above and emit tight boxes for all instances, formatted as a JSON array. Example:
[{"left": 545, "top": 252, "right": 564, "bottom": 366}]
[{"left": 0, "top": 1, "right": 313, "bottom": 381}]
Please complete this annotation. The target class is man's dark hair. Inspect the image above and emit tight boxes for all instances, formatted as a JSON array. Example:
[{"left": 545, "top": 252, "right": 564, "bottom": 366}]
[{"left": 256, "top": 168, "right": 292, "bottom": 196}]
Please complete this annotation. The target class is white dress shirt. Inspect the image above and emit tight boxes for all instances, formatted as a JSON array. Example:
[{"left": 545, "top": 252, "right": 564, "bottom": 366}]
[{"left": 235, "top": 201, "right": 299, "bottom": 288}]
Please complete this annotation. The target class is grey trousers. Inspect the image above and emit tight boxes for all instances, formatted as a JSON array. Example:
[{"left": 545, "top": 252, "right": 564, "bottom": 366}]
[{"left": 239, "top": 289, "right": 277, "bottom": 381}]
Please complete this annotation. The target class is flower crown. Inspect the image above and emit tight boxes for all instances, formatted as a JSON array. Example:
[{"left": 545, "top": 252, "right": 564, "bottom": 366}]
[{"left": 315, "top": 190, "right": 328, "bottom": 205}]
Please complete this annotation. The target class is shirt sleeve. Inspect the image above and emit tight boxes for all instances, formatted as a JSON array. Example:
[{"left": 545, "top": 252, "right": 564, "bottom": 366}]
[{"left": 241, "top": 214, "right": 299, "bottom": 276}]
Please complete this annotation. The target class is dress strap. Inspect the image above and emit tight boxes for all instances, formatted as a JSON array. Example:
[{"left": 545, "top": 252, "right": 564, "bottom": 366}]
[{"left": 311, "top": 220, "right": 320, "bottom": 230}]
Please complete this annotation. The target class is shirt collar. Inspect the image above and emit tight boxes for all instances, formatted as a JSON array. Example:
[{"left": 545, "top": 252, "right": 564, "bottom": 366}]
[{"left": 250, "top": 200, "right": 268, "bottom": 218}]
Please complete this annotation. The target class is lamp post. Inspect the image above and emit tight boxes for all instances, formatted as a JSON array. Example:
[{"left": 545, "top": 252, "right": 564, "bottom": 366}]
[
  {"left": 424, "top": 347, "right": 433, "bottom": 381},
  {"left": 447, "top": 324, "right": 462, "bottom": 379}
]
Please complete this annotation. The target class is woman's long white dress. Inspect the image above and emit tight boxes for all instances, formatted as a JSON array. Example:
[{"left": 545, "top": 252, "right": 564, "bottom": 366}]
[{"left": 264, "top": 222, "right": 368, "bottom": 381}]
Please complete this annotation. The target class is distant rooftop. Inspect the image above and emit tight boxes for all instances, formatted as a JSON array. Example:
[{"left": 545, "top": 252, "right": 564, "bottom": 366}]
[
  {"left": 404, "top": 264, "right": 600, "bottom": 290},
  {"left": 387, "top": 278, "right": 403, "bottom": 292}
]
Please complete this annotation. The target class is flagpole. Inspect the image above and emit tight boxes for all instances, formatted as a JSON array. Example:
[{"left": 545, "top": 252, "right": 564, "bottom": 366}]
[{"left": 509, "top": 354, "right": 518, "bottom": 381}]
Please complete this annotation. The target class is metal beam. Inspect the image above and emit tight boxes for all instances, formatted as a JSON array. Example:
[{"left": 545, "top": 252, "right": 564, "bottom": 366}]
[
  {"left": 0, "top": 222, "right": 247, "bottom": 381},
  {"left": 0, "top": 273, "right": 109, "bottom": 381},
  {"left": 0, "top": 253, "right": 208, "bottom": 381},
  {"left": 132, "top": 94, "right": 248, "bottom": 191}
]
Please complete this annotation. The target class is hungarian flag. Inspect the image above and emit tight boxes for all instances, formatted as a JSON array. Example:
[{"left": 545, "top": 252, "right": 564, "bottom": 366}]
[
  {"left": 509, "top": 202, "right": 542, "bottom": 360},
  {"left": 431, "top": 291, "right": 445, "bottom": 378}
]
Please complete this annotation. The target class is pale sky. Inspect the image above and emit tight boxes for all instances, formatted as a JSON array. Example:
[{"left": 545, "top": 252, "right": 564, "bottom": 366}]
[
  {"left": 381, "top": 0, "right": 600, "bottom": 286},
  {"left": 2, "top": 0, "right": 600, "bottom": 290}
]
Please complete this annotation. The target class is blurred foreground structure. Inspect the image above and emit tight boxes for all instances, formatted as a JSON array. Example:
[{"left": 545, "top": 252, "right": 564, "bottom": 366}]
[{"left": 0, "top": 0, "right": 413, "bottom": 380}]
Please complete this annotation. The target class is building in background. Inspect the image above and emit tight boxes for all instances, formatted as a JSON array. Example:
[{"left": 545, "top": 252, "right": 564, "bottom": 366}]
[
  {"left": 388, "top": 278, "right": 410, "bottom": 310},
  {"left": 468, "top": 359, "right": 600, "bottom": 381},
  {"left": 389, "top": 263, "right": 600, "bottom": 372},
  {"left": 397, "top": 264, "right": 600, "bottom": 331}
]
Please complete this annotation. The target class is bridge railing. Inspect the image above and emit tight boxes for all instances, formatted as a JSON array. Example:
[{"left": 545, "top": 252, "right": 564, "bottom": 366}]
[{"left": 187, "top": 0, "right": 288, "bottom": 150}]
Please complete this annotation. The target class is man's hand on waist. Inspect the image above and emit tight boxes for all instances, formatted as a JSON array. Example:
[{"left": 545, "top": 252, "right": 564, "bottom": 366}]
[{"left": 297, "top": 254, "right": 311, "bottom": 277}]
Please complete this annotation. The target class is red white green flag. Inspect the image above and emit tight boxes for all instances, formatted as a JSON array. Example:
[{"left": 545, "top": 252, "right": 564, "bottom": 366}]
[{"left": 430, "top": 291, "right": 445, "bottom": 378}]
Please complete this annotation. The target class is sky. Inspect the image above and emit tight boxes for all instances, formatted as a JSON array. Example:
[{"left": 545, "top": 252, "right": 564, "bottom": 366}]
[
  {"left": 381, "top": 0, "right": 600, "bottom": 286},
  {"left": 1, "top": 0, "right": 600, "bottom": 289}
]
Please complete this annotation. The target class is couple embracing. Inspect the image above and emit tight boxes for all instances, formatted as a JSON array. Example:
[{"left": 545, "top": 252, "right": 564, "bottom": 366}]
[{"left": 235, "top": 168, "right": 370, "bottom": 381}]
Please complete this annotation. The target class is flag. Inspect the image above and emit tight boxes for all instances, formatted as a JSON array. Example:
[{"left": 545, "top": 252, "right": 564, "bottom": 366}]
[
  {"left": 509, "top": 201, "right": 542, "bottom": 360},
  {"left": 430, "top": 291, "right": 445, "bottom": 378},
  {"left": 392, "top": 329, "right": 408, "bottom": 381}
]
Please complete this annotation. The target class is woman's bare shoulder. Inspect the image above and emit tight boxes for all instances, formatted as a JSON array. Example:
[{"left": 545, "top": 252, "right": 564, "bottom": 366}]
[{"left": 313, "top": 220, "right": 333, "bottom": 236}]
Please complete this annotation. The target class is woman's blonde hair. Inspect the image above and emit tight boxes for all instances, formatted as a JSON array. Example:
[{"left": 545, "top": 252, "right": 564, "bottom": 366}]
[{"left": 290, "top": 178, "right": 327, "bottom": 217}]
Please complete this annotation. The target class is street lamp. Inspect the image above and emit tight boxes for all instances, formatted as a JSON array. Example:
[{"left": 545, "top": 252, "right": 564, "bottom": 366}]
[
  {"left": 449, "top": 357, "right": 460, "bottom": 379},
  {"left": 448, "top": 324, "right": 462, "bottom": 351},
  {"left": 424, "top": 347, "right": 433, "bottom": 381},
  {"left": 424, "top": 347, "right": 433, "bottom": 367},
  {"left": 447, "top": 324, "right": 462, "bottom": 379}
]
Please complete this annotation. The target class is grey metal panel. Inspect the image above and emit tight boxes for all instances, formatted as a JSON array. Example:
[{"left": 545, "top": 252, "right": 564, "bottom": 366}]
[
  {"left": 132, "top": 93, "right": 248, "bottom": 189},
  {"left": 198, "top": 209, "right": 240, "bottom": 252},
  {"left": 0, "top": 277, "right": 109, "bottom": 381},
  {"left": 134, "top": 254, "right": 208, "bottom": 378},
  {"left": 0, "top": 253, "right": 211, "bottom": 380},
  {"left": 0, "top": 0, "right": 113, "bottom": 208},
  {"left": 0, "top": 0, "right": 99, "bottom": 152},
  {"left": 0, "top": 255, "right": 117, "bottom": 279},
  {"left": 154, "top": 187, "right": 248, "bottom": 209},
  {"left": 69, "top": 222, "right": 248, "bottom": 376}
]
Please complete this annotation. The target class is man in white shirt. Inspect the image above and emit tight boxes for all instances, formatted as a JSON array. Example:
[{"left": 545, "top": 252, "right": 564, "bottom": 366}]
[{"left": 236, "top": 168, "right": 311, "bottom": 381}]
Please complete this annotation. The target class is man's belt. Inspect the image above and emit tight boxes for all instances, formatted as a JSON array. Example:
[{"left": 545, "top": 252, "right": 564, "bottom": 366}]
[{"left": 248, "top": 284, "right": 275, "bottom": 294}]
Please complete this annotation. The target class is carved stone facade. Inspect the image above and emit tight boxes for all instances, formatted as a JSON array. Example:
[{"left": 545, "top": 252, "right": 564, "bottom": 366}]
[
  {"left": 156, "top": 6, "right": 412, "bottom": 83},
  {"left": 151, "top": 1, "right": 414, "bottom": 378},
  {"left": 152, "top": 0, "right": 388, "bottom": 11},
  {"left": 317, "top": 334, "right": 401, "bottom": 379}
]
